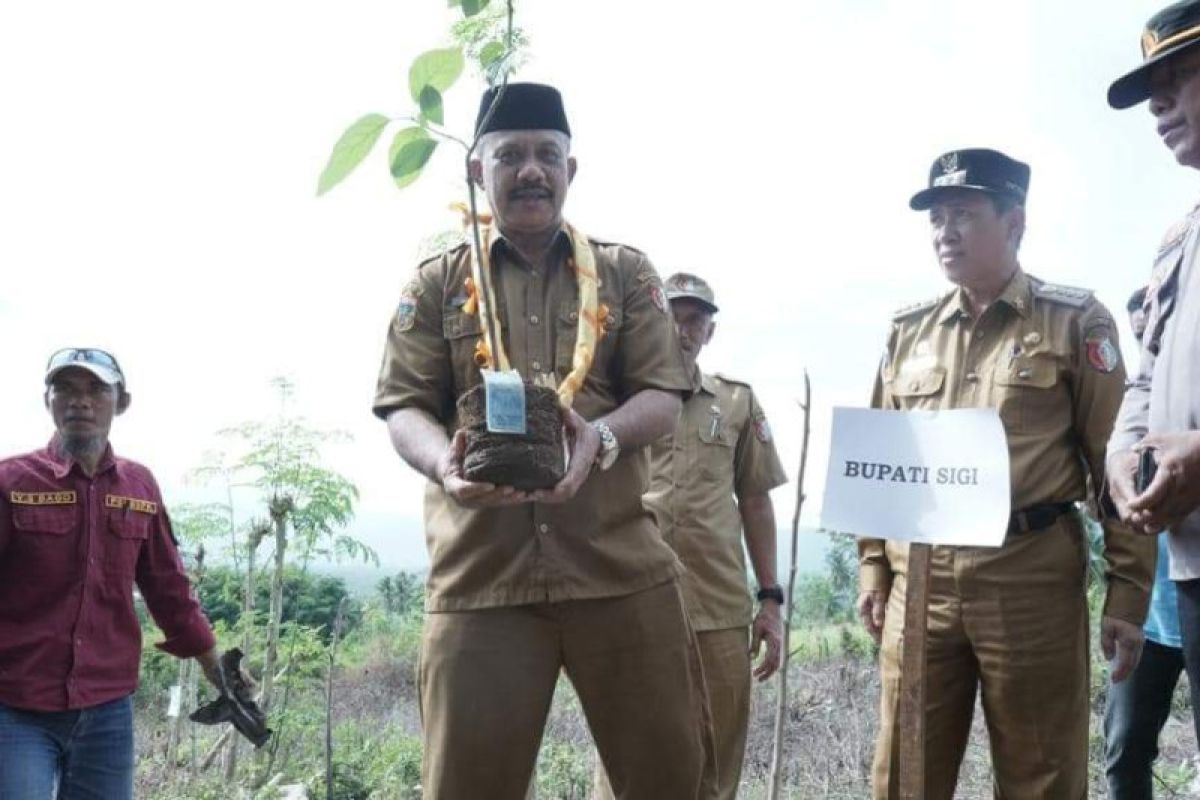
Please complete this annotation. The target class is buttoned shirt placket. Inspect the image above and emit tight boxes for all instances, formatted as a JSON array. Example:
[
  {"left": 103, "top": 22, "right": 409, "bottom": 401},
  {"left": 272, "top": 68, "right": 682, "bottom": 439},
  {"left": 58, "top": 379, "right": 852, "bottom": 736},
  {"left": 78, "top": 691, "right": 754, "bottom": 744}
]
[{"left": 61, "top": 459, "right": 107, "bottom": 708}]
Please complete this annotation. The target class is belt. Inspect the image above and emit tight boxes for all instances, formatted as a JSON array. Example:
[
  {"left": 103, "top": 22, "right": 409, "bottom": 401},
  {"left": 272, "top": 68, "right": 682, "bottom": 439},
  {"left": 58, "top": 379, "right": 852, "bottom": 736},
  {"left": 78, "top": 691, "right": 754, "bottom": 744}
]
[{"left": 1007, "top": 501, "right": 1076, "bottom": 534}]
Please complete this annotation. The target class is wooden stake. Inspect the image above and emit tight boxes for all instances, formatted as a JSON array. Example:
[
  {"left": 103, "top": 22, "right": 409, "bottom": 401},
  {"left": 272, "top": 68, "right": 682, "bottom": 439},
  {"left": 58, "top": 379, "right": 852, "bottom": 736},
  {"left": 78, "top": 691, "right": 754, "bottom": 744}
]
[
  {"left": 324, "top": 597, "right": 348, "bottom": 800},
  {"left": 766, "top": 371, "right": 811, "bottom": 800},
  {"left": 896, "top": 542, "right": 930, "bottom": 800}
]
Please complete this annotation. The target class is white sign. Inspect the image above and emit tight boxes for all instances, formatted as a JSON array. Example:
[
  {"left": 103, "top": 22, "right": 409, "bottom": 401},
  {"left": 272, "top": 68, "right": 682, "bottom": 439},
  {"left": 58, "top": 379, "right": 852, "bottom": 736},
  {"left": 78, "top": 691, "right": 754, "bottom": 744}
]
[
  {"left": 167, "top": 684, "right": 182, "bottom": 718},
  {"left": 819, "top": 407, "right": 1011, "bottom": 547}
]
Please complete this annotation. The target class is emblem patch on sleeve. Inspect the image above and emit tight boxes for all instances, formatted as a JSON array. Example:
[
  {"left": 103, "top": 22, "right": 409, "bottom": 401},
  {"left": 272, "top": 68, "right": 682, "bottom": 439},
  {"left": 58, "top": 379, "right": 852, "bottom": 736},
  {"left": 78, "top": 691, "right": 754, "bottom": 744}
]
[
  {"left": 395, "top": 274, "right": 423, "bottom": 332},
  {"left": 650, "top": 284, "right": 668, "bottom": 314},
  {"left": 1085, "top": 328, "right": 1119, "bottom": 373},
  {"left": 396, "top": 298, "right": 417, "bottom": 332},
  {"left": 634, "top": 261, "right": 669, "bottom": 313},
  {"left": 753, "top": 411, "right": 772, "bottom": 443}
]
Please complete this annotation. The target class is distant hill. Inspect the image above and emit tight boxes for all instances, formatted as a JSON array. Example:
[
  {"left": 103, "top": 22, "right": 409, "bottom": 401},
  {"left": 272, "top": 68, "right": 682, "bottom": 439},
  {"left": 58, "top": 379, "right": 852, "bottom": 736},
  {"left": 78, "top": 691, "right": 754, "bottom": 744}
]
[
  {"left": 312, "top": 563, "right": 411, "bottom": 597},
  {"left": 308, "top": 524, "right": 833, "bottom": 599}
]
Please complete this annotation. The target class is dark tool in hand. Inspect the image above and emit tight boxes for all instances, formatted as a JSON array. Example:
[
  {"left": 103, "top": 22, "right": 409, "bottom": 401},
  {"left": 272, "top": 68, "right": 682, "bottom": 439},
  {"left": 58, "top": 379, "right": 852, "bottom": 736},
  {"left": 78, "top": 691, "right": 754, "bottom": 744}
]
[
  {"left": 1136, "top": 448, "right": 1158, "bottom": 494},
  {"left": 189, "top": 647, "right": 272, "bottom": 748}
]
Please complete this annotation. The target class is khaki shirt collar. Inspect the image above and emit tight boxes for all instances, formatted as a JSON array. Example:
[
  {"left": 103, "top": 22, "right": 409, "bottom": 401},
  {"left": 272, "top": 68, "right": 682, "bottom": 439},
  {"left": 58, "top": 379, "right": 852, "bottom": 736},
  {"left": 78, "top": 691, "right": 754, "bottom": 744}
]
[
  {"left": 698, "top": 370, "right": 718, "bottom": 396},
  {"left": 996, "top": 268, "right": 1032, "bottom": 319},
  {"left": 937, "top": 267, "right": 1031, "bottom": 326},
  {"left": 490, "top": 226, "right": 573, "bottom": 267}
]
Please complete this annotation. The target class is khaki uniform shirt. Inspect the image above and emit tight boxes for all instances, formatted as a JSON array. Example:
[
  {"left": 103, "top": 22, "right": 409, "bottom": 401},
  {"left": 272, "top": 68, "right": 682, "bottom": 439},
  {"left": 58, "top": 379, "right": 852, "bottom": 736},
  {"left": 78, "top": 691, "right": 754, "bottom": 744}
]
[
  {"left": 644, "top": 372, "right": 788, "bottom": 631},
  {"left": 858, "top": 269, "right": 1154, "bottom": 624},
  {"left": 373, "top": 231, "right": 692, "bottom": 611}
]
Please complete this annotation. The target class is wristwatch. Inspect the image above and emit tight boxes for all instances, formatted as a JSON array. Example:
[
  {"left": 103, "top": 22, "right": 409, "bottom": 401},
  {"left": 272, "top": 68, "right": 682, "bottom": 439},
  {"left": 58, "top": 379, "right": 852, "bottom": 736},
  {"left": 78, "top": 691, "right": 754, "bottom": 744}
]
[
  {"left": 756, "top": 585, "right": 785, "bottom": 605},
  {"left": 591, "top": 421, "right": 620, "bottom": 471}
]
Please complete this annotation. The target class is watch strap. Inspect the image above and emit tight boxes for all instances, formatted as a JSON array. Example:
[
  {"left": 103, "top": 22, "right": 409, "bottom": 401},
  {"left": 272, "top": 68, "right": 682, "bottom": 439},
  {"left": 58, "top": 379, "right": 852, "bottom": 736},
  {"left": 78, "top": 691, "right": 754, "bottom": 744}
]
[{"left": 756, "top": 585, "right": 785, "bottom": 605}]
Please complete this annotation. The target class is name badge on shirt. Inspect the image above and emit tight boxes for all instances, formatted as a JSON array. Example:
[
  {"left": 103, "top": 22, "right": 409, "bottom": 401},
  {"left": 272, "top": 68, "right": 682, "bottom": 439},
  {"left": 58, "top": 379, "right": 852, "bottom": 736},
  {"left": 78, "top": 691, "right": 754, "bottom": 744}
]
[
  {"left": 105, "top": 495, "right": 158, "bottom": 514},
  {"left": 10, "top": 491, "right": 77, "bottom": 505},
  {"left": 484, "top": 370, "right": 527, "bottom": 435}
]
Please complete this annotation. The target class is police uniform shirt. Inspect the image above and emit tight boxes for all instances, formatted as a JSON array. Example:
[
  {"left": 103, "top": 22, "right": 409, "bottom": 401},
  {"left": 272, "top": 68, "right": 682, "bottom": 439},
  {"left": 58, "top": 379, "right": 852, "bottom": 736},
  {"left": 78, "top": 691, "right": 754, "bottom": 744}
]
[
  {"left": 859, "top": 269, "right": 1153, "bottom": 623},
  {"left": 1110, "top": 204, "right": 1200, "bottom": 580},
  {"left": 373, "top": 231, "right": 693, "bottom": 611},
  {"left": 644, "top": 372, "right": 788, "bottom": 631}
]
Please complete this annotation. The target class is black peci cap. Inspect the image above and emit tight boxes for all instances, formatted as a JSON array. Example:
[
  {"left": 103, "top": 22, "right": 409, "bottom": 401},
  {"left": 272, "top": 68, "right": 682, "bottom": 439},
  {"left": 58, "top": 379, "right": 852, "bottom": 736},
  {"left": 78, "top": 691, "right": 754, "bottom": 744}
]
[
  {"left": 475, "top": 83, "right": 571, "bottom": 137},
  {"left": 909, "top": 148, "right": 1031, "bottom": 211}
]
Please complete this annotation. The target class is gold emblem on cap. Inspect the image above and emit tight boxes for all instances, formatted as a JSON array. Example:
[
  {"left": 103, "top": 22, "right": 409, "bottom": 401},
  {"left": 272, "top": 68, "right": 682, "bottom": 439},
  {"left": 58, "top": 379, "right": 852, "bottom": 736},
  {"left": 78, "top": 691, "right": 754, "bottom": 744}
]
[
  {"left": 939, "top": 152, "right": 959, "bottom": 174},
  {"left": 1142, "top": 29, "right": 1159, "bottom": 57},
  {"left": 1023, "top": 331, "right": 1041, "bottom": 347}
]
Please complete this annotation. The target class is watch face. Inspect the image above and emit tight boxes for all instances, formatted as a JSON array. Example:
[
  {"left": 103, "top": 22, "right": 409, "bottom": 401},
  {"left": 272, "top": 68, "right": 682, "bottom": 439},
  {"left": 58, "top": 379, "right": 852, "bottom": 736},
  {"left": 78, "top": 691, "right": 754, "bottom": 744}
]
[{"left": 592, "top": 422, "right": 618, "bottom": 470}]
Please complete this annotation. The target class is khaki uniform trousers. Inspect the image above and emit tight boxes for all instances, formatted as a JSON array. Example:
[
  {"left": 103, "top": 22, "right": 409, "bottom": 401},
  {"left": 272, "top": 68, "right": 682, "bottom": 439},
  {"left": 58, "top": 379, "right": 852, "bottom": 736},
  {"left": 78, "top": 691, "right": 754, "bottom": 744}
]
[
  {"left": 592, "top": 627, "right": 750, "bottom": 800},
  {"left": 873, "top": 516, "right": 1090, "bottom": 800},
  {"left": 419, "top": 580, "right": 716, "bottom": 800}
]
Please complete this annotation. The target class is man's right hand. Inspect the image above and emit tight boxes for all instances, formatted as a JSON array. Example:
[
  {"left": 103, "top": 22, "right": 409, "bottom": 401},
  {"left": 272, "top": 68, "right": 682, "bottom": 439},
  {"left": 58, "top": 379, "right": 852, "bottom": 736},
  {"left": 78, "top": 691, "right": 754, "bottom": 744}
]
[
  {"left": 1107, "top": 449, "right": 1142, "bottom": 529},
  {"left": 857, "top": 589, "right": 888, "bottom": 643},
  {"left": 437, "top": 430, "right": 532, "bottom": 508}
]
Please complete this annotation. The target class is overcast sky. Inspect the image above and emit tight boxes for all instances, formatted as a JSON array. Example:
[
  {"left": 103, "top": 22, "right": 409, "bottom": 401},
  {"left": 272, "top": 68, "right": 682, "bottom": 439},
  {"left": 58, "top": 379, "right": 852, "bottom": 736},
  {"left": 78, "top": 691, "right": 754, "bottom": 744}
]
[{"left": 1, "top": 0, "right": 1194, "bottom": 569}]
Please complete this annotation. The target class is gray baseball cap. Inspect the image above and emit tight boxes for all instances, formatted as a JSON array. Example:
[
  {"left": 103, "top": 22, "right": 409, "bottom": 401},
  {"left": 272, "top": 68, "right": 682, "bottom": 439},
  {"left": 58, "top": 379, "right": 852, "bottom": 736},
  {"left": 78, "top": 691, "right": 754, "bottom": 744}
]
[{"left": 663, "top": 272, "right": 719, "bottom": 313}]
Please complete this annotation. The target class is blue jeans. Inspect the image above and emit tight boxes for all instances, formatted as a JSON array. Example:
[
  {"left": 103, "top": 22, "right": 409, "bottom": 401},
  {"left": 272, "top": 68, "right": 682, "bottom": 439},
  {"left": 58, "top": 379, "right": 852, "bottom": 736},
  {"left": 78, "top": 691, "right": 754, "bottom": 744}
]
[
  {"left": 1104, "top": 638, "right": 1186, "bottom": 799},
  {"left": 0, "top": 695, "right": 134, "bottom": 800}
]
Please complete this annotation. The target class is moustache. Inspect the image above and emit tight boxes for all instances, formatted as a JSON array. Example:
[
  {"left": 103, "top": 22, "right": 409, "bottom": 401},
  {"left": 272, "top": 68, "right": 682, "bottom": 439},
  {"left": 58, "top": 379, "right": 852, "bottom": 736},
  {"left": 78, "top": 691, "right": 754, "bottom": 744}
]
[{"left": 509, "top": 185, "right": 552, "bottom": 199}]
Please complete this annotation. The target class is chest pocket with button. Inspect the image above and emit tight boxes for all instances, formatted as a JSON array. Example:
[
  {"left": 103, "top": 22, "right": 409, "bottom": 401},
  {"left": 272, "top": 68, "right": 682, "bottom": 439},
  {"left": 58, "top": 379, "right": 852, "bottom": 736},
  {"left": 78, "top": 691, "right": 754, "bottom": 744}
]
[
  {"left": 889, "top": 366, "right": 946, "bottom": 410},
  {"left": 443, "top": 309, "right": 489, "bottom": 399},
  {"left": 994, "top": 350, "right": 1064, "bottom": 432},
  {"left": 10, "top": 504, "right": 77, "bottom": 576},
  {"left": 553, "top": 301, "right": 622, "bottom": 386},
  {"left": 106, "top": 507, "right": 151, "bottom": 576},
  {"left": 696, "top": 416, "right": 736, "bottom": 482}
]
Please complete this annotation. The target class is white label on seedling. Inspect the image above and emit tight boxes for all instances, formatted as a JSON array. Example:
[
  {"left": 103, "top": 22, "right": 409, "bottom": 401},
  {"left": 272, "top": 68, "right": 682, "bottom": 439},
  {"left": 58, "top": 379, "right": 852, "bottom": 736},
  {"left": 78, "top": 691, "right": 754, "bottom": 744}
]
[
  {"left": 167, "top": 684, "right": 182, "bottom": 718},
  {"left": 484, "top": 370, "right": 526, "bottom": 435}
]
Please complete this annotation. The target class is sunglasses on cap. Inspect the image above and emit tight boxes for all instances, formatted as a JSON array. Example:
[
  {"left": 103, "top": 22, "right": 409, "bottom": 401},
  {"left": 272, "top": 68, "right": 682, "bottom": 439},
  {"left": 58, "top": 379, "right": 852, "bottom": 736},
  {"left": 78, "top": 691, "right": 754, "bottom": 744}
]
[{"left": 45, "top": 348, "right": 126, "bottom": 387}]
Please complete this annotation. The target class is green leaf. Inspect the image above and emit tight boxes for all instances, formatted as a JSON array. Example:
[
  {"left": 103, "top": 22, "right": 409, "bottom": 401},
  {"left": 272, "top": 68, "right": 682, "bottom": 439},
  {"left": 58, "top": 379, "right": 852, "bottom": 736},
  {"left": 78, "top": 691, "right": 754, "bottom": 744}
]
[
  {"left": 480, "top": 41, "right": 505, "bottom": 68},
  {"left": 408, "top": 47, "right": 465, "bottom": 103},
  {"left": 461, "top": 0, "right": 490, "bottom": 16},
  {"left": 418, "top": 85, "right": 444, "bottom": 126},
  {"left": 316, "top": 113, "right": 389, "bottom": 196},
  {"left": 389, "top": 128, "right": 438, "bottom": 189}
]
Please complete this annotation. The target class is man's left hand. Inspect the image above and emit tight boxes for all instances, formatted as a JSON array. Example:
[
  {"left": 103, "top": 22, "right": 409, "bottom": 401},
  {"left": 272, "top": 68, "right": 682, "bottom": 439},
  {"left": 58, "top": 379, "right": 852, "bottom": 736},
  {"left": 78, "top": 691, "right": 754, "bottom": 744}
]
[
  {"left": 196, "top": 647, "right": 256, "bottom": 694},
  {"left": 532, "top": 408, "right": 601, "bottom": 504},
  {"left": 750, "top": 602, "right": 784, "bottom": 681},
  {"left": 1101, "top": 615, "right": 1145, "bottom": 684},
  {"left": 197, "top": 647, "right": 224, "bottom": 690},
  {"left": 1128, "top": 431, "right": 1200, "bottom": 534}
]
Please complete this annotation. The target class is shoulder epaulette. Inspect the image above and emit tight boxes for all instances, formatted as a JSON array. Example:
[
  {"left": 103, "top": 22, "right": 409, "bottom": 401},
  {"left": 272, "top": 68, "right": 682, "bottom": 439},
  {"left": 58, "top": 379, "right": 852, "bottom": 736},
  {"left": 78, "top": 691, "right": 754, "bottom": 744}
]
[
  {"left": 1158, "top": 207, "right": 1199, "bottom": 253},
  {"left": 891, "top": 296, "right": 940, "bottom": 322},
  {"left": 416, "top": 231, "right": 470, "bottom": 266},
  {"left": 713, "top": 372, "right": 751, "bottom": 388},
  {"left": 1033, "top": 282, "right": 1094, "bottom": 308},
  {"left": 586, "top": 235, "right": 646, "bottom": 257}
]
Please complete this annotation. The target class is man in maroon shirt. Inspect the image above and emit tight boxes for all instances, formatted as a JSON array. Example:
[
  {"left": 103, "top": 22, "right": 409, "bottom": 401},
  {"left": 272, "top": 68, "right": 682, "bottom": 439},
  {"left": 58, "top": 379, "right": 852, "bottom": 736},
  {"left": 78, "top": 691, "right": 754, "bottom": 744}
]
[{"left": 0, "top": 347, "right": 223, "bottom": 799}]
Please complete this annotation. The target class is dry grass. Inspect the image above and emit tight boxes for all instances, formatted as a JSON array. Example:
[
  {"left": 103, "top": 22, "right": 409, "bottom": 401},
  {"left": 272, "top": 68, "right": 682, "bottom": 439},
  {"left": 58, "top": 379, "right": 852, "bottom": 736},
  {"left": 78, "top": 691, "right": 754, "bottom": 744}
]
[
  {"left": 516, "top": 630, "right": 1199, "bottom": 799},
  {"left": 133, "top": 623, "right": 1199, "bottom": 798}
]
